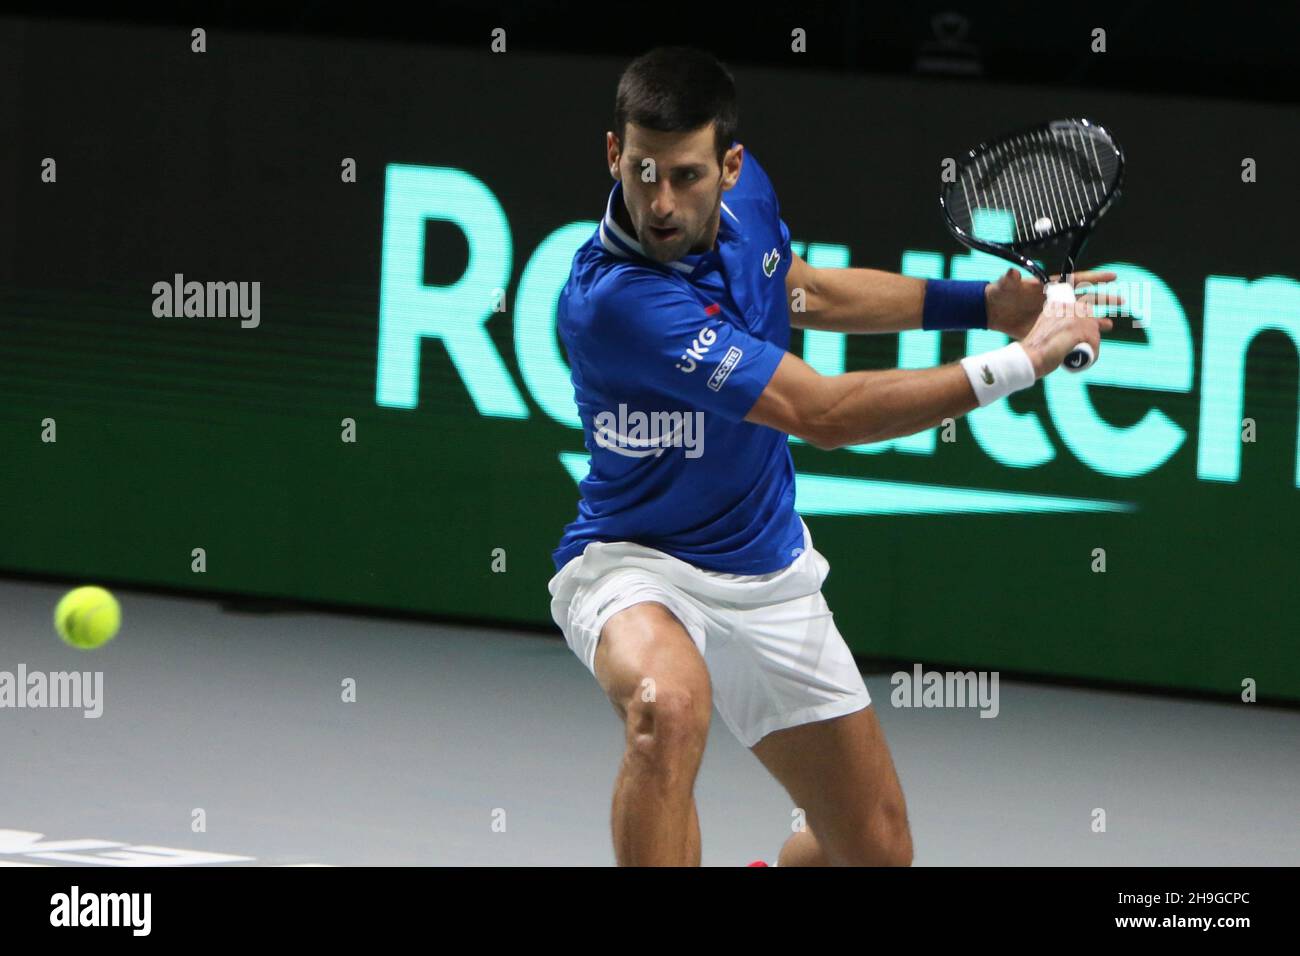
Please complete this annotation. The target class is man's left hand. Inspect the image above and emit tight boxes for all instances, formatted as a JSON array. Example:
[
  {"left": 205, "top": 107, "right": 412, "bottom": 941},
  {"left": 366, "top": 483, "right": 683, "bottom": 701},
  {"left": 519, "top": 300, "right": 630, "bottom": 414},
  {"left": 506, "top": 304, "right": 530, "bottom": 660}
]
[{"left": 985, "top": 267, "right": 1124, "bottom": 341}]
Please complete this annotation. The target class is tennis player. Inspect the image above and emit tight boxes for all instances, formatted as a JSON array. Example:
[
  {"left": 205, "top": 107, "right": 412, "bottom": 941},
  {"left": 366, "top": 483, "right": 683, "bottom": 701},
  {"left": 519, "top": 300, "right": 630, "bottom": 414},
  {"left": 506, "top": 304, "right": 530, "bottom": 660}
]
[{"left": 548, "top": 47, "right": 1118, "bottom": 866}]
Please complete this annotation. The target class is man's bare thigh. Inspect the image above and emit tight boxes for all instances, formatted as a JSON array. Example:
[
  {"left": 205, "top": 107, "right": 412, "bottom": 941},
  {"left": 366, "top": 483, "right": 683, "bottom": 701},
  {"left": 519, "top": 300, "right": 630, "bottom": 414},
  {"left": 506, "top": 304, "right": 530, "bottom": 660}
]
[{"left": 594, "top": 601, "right": 710, "bottom": 720}]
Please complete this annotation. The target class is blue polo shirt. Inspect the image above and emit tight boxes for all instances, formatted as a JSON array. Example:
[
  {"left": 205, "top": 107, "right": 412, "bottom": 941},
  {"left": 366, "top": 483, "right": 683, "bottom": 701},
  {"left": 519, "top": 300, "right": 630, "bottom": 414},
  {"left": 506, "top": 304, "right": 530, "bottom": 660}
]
[{"left": 551, "top": 150, "right": 804, "bottom": 574}]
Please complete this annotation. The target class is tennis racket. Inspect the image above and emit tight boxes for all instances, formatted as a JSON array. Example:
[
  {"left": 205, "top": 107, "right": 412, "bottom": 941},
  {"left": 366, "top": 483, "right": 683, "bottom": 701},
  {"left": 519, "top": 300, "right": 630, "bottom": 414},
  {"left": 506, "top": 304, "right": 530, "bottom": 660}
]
[{"left": 940, "top": 118, "right": 1125, "bottom": 372}]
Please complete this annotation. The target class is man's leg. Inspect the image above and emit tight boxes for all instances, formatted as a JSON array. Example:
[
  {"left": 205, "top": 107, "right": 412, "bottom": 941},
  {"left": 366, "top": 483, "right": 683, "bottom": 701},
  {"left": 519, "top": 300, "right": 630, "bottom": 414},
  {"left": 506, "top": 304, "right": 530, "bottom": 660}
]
[
  {"left": 594, "top": 601, "right": 712, "bottom": 866},
  {"left": 750, "top": 704, "right": 912, "bottom": 866}
]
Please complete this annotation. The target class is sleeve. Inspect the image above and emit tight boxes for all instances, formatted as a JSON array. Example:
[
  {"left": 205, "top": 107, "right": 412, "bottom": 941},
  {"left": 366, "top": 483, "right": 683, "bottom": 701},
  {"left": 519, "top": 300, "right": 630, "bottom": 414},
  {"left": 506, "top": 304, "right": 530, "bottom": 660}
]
[{"left": 592, "top": 270, "right": 785, "bottom": 422}]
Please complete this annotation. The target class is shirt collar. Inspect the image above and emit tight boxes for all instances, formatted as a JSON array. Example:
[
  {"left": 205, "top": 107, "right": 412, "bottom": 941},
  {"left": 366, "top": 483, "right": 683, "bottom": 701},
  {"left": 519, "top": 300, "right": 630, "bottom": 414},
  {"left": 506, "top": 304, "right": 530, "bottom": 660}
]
[{"left": 598, "top": 179, "right": 742, "bottom": 278}]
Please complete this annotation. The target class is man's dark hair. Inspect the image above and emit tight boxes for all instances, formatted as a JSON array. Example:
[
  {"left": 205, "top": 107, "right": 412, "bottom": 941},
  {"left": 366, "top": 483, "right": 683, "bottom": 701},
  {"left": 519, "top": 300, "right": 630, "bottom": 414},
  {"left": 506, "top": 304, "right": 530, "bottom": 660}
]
[{"left": 614, "top": 47, "right": 738, "bottom": 167}]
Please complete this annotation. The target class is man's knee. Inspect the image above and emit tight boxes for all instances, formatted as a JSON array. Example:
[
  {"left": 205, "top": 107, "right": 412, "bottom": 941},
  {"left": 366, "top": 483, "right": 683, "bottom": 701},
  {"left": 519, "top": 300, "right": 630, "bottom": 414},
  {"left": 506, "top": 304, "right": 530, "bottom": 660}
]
[
  {"left": 595, "top": 601, "right": 712, "bottom": 774},
  {"left": 880, "top": 814, "right": 914, "bottom": 867},
  {"left": 864, "top": 797, "right": 913, "bottom": 866},
  {"left": 832, "top": 797, "right": 913, "bottom": 866},
  {"left": 625, "top": 684, "right": 711, "bottom": 762}
]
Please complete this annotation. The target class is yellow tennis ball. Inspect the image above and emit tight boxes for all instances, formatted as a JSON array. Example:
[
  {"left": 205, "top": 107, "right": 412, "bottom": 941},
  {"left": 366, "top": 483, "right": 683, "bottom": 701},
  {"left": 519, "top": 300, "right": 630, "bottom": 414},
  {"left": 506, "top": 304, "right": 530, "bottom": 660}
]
[{"left": 54, "top": 586, "right": 121, "bottom": 650}]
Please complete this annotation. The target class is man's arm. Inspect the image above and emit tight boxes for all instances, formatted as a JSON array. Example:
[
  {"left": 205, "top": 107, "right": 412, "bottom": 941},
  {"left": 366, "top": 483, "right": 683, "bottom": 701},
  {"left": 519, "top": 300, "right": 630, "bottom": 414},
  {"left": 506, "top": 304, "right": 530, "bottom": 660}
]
[
  {"left": 749, "top": 288, "right": 1104, "bottom": 449},
  {"left": 785, "top": 251, "right": 1125, "bottom": 338},
  {"left": 747, "top": 351, "right": 978, "bottom": 449},
  {"left": 785, "top": 251, "right": 930, "bottom": 334}
]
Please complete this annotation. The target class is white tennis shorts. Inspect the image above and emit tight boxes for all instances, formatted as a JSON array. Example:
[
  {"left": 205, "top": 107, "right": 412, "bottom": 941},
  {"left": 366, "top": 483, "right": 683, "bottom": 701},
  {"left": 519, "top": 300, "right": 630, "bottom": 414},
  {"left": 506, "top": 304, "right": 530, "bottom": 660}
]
[{"left": 547, "top": 520, "right": 871, "bottom": 748}]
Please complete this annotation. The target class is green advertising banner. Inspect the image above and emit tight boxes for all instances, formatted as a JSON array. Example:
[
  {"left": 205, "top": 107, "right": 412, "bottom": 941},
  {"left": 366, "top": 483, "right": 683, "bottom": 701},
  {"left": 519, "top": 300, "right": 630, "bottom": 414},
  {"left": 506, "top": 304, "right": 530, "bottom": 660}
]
[{"left": 2, "top": 21, "right": 1296, "bottom": 700}]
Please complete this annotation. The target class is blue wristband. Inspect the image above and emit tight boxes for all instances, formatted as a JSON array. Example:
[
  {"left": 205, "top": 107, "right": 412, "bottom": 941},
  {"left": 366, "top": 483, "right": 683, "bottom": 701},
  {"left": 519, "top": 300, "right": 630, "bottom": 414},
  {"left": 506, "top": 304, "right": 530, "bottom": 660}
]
[{"left": 922, "top": 279, "right": 989, "bottom": 332}]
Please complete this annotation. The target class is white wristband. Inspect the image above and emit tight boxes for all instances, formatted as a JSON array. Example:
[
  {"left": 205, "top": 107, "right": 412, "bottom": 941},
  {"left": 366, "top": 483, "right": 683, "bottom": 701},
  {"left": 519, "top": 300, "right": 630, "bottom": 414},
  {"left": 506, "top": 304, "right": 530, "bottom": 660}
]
[{"left": 960, "top": 342, "right": 1036, "bottom": 406}]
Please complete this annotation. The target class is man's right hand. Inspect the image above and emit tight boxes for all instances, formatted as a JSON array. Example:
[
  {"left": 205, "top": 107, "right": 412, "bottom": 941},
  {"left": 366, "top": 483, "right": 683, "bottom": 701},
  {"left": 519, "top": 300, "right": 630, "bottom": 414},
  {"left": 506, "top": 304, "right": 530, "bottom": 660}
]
[{"left": 1020, "top": 286, "right": 1111, "bottom": 379}]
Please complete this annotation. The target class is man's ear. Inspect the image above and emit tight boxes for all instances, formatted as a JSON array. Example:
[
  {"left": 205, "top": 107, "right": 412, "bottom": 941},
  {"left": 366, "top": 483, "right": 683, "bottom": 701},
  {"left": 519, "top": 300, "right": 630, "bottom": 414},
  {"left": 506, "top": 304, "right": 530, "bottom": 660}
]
[
  {"left": 721, "top": 143, "right": 744, "bottom": 191},
  {"left": 606, "top": 131, "right": 621, "bottom": 179}
]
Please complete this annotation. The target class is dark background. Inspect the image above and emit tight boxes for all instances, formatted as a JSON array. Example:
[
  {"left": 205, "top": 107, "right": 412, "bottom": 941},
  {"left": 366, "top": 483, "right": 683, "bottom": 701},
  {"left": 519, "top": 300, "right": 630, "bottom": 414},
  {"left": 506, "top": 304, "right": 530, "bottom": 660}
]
[{"left": 11, "top": 0, "right": 1300, "bottom": 107}]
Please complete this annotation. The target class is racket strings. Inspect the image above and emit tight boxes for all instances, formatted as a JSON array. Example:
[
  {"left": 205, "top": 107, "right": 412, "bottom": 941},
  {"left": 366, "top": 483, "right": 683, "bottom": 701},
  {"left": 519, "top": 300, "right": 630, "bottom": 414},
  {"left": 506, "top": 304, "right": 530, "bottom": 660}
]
[
  {"left": 950, "top": 122, "right": 1119, "bottom": 248},
  {"left": 969, "top": 138, "right": 1096, "bottom": 236}
]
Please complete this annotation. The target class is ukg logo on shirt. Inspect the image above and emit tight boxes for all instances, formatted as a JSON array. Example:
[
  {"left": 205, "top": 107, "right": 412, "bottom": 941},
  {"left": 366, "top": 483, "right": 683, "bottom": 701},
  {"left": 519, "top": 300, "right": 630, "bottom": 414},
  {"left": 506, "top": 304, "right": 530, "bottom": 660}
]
[
  {"left": 675, "top": 325, "right": 717, "bottom": 373},
  {"left": 593, "top": 404, "right": 705, "bottom": 459}
]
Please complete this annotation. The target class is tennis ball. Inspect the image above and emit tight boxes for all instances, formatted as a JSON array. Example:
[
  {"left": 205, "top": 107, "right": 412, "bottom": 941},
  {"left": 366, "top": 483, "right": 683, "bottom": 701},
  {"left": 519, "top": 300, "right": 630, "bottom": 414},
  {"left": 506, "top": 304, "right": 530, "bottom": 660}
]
[{"left": 54, "top": 586, "right": 121, "bottom": 650}]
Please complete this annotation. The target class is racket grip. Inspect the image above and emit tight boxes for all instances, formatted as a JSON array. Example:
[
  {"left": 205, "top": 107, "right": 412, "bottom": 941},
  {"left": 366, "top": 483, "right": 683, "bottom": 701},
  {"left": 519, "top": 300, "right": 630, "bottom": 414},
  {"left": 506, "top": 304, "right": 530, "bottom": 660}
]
[
  {"left": 1044, "top": 282, "right": 1096, "bottom": 373},
  {"left": 1063, "top": 342, "right": 1095, "bottom": 372}
]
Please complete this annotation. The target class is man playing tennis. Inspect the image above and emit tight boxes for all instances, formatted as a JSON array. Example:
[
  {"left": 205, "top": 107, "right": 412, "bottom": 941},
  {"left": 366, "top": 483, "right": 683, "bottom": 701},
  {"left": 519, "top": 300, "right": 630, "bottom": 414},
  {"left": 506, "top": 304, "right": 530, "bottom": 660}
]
[{"left": 548, "top": 47, "right": 1118, "bottom": 866}]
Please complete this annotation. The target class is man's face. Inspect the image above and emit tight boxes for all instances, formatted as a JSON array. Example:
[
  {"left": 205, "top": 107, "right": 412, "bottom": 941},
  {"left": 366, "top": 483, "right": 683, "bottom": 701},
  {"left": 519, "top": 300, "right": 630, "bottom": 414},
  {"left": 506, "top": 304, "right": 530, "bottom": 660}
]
[{"left": 607, "top": 122, "right": 742, "bottom": 263}]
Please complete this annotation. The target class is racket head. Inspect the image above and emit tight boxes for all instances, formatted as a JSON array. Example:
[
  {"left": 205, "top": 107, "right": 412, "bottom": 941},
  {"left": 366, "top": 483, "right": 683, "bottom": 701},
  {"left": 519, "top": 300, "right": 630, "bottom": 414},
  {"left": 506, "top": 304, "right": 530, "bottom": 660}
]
[{"left": 940, "top": 118, "right": 1125, "bottom": 279}]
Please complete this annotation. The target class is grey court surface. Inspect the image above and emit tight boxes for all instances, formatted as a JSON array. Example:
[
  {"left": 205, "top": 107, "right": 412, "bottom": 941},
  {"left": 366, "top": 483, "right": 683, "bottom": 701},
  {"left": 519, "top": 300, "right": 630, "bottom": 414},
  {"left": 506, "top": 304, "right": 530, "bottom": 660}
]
[{"left": 2, "top": 578, "right": 1297, "bottom": 866}]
